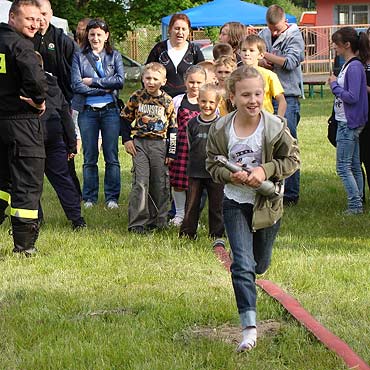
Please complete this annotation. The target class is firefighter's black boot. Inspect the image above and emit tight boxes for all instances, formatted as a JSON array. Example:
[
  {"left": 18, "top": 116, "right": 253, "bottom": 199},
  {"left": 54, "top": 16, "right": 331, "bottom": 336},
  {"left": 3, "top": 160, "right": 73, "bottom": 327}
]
[
  {"left": 12, "top": 221, "right": 39, "bottom": 257},
  {"left": 0, "top": 199, "right": 8, "bottom": 226},
  {"left": 0, "top": 213, "right": 5, "bottom": 226}
]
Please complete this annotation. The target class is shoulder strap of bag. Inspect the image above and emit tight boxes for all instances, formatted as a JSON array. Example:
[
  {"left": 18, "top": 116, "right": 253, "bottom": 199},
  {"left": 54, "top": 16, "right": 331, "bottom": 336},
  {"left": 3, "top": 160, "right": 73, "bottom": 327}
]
[
  {"left": 342, "top": 56, "right": 360, "bottom": 71},
  {"left": 86, "top": 52, "right": 103, "bottom": 78}
]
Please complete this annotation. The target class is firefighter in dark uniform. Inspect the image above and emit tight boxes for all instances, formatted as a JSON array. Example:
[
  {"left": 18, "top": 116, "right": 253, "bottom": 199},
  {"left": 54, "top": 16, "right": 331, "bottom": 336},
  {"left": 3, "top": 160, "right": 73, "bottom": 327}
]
[{"left": 0, "top": 0, "right": 47, "bottom": 256}]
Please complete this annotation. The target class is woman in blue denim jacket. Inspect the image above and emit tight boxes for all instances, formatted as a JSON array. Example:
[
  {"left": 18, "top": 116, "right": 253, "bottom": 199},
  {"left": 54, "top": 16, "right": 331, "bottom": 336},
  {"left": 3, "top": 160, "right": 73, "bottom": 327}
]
[
  {"left": 328, "top": 27, "right": 368, "bottom": 214},
  {"left": 71, "top": 19, "right": 124, "bottom": 209}
]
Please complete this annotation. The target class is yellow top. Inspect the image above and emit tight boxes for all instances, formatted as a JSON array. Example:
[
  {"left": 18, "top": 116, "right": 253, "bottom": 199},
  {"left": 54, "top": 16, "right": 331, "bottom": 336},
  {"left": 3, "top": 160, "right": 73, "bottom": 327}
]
[{"left": 256, "top": 66, "right": 284, "bottom": 113}]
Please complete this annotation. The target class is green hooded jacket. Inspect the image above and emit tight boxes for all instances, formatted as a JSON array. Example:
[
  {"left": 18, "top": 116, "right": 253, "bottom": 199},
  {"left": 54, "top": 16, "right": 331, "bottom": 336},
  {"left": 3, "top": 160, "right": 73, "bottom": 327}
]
[{"left": 206, "top": 110, "right": 300, "bottom": 230}]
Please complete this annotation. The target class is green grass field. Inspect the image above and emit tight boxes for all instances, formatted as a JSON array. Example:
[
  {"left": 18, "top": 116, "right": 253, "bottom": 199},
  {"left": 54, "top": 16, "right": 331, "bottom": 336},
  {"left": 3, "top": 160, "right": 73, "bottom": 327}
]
[{"left": 0, "top": 85, "right": 369, "bottom": 369}]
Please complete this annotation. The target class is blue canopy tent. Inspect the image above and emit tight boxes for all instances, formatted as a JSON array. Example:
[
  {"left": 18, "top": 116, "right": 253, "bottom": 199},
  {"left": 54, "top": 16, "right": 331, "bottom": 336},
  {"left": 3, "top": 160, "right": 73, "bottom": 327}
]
[{"left": 161, "top": 0, "right": 297, "bottom": 39}]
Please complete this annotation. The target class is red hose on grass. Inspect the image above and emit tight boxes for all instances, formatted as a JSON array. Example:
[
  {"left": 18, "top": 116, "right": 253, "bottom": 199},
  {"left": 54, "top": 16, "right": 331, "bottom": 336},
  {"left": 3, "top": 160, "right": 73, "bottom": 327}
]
[{"left": 213, "top": 246, "right": 369, "bottom": 370}]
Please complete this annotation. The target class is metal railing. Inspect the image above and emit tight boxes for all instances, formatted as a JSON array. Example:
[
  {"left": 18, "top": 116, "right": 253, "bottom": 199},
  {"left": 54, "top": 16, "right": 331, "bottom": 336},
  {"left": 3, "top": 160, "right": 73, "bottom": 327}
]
[{"left": 300, "top": 24, "right": 369, "bottom": 74}]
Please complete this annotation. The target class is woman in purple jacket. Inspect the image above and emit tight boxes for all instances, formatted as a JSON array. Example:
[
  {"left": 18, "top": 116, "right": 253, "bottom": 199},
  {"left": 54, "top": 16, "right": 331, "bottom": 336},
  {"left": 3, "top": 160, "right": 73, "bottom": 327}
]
[{"left": 328, "top": 27, "right": 368, "bottom": 214}]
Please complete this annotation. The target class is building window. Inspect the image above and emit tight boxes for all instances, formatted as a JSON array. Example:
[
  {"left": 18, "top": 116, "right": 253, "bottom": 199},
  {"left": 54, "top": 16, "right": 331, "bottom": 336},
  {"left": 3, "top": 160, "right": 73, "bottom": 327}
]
[
  {"left": 337, "top": 4, "right": 369, "bottom": 24},
  {"left": 352, "top": 5, "right": 368, "bottom": 24},
  {"left": 338, "top": 5, "right": 349, "bottom": 24}
]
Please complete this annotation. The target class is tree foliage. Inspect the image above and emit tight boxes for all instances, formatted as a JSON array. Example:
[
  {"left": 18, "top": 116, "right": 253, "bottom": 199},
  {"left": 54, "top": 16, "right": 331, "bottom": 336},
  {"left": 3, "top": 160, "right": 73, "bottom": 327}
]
[
  {"left": 126, "top": 0, "right": 203, "bottom": 28},
  {"left": 51, "top": 0, "right": 313, "bottom": 40},
  {"left": 51, "top": 0, "right": 204, "bottom": 39},
  {"left": 51, "top": 0, "right": 130, "bottom": 39}
]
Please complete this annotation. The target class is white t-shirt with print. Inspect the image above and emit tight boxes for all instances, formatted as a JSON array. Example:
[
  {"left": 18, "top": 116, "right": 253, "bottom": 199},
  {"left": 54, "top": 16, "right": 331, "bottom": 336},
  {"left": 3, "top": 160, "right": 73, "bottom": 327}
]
[
  {"left": 224, "top": 115, "right": 264, "bottom": 204},
  {"left": 334, "top": 63, "right": 349, "bottom": 122}
]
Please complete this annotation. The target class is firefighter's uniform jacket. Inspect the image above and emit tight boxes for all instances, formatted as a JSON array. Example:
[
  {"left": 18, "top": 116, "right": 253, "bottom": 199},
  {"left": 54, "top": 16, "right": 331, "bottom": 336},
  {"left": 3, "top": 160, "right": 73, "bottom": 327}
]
[{"left": 0, "top": 22, "right": 47, "bottom": 252}]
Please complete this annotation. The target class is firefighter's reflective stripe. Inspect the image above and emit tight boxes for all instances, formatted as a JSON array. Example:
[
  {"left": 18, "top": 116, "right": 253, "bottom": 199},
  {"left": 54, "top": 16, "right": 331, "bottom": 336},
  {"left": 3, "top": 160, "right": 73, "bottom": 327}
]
[
  {"left": 0, "top": 190, "right": 10, "bottom": 204},
  {"left": 0, "top": 53, "right": 6, "bottom": 74},
  {"left": 10, "top": 208, "right": 38, "bottom": 219}
]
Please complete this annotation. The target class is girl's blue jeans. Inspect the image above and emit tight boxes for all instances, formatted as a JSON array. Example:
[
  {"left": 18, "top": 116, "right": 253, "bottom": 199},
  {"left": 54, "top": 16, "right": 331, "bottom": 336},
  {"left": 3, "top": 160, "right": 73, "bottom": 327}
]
[
  {"left": 336, "top": 121, "right": 363, "bottom": 212},
  {"left": 223, "top": 197, "right": 280, "bottom": 328}
]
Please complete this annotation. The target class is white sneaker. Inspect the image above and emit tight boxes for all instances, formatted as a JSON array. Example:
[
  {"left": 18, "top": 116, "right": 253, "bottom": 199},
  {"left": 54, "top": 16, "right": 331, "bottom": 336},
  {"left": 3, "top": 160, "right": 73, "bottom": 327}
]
[
  {"left": 84, "top": 201, "right": 94, "bottom": 209},
  {"left": 169, "top": 216, "right": 183, "bottom": 227},
  {"left": 106, "top": 200, "right": 119, "bottom": 209},
  {"left": 237, "top": 327, "right": 257, "bottom": 352}
]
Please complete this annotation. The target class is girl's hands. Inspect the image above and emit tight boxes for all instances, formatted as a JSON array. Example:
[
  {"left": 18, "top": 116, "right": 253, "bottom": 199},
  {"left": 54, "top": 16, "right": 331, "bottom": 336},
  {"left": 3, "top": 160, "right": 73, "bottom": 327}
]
[
  {"left": 230, "top": 166, "right": 266, "bottom": 188},
  {"left": 328, "top": 74, "right": 337, "bottom": 84}
]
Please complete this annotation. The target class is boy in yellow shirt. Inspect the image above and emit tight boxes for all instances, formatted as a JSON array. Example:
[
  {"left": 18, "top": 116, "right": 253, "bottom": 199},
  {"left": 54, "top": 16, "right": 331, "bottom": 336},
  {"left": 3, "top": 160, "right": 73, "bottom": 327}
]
[{"left": 239, "top": 34, "right": 287, "bottom": 116}]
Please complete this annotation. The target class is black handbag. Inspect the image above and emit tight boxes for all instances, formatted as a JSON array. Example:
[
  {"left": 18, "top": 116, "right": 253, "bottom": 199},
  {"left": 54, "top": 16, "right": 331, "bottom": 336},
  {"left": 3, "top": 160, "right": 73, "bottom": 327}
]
[{"left": 327, "top": 110, "right": 337, "bottom": 147}]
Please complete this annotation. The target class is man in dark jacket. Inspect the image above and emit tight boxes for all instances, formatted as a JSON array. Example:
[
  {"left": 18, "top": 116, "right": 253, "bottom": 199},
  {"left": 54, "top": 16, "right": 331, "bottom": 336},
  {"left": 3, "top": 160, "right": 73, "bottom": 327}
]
[
  {"left": 0, "top": 0, "right": 47, "bottom": 256},
  {"left": 35, "top": 52, "right": 87, "bottom": 231},
  {"left": 33, "top": 0, "right": 82, "bottom": 197},
  {"left": 33, "top": 0, "right": 77, "bottom": 102}
]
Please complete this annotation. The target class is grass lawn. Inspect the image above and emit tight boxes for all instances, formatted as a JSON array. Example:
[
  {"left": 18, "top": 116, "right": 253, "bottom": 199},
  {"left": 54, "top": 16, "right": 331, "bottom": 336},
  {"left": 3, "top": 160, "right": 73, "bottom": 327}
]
[{"left": 0, "top": 85, "right": 369, "bottom": 369}]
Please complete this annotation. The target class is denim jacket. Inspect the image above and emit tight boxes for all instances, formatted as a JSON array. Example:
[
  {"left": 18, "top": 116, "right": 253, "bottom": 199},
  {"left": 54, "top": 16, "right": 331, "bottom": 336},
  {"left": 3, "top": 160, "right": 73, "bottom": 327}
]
[
  {"left": 206, "top": 110, "right": 300, "bottom": 230},
  {"left": 71, "top": 49, "right": 124, "bottom": 112}
]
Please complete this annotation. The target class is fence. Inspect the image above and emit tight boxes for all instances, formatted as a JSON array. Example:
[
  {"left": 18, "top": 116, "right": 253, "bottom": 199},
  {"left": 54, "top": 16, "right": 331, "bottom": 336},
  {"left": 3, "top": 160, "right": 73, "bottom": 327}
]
[
  {"left": 299, "top": 24, "right": 369, "bottom": 74},
  {"left": 119, "top": 28, "right": 209, "bottom": 64},
  {"left": 120, "top": 24, "right": 370, "bottom": 75}
]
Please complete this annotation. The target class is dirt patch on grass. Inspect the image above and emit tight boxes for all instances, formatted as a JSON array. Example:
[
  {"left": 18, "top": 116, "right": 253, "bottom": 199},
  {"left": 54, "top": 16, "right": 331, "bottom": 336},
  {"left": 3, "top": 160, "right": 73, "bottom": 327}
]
[{"left": 182, "top": 320, "right": 281, "bottom": 345}]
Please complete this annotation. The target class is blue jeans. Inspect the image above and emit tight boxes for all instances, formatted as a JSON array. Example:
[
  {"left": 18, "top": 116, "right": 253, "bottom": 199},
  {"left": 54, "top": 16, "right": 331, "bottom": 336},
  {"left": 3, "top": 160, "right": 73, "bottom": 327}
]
[
  {"left": 274, "top": 96, "right": 300, "bottom": 200},
  {"left": 78, "top": 107, "right": 121, "bottom": 203},
  {"left": 336, "top": 121, "right": 363, "bottom": 211},
  {"left": 223, "top": 197, "right": 280, "bottom": 328}
]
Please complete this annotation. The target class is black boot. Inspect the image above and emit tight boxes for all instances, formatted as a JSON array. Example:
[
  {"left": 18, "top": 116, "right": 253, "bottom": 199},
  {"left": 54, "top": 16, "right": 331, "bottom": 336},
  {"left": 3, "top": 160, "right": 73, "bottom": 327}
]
[
  {"left": 0, "top": 199, "right": 8, "bottom": 226},
  {"left": 71, "top": 216, "right": 87, "bottom": 231},
  {"left": 0, "top": 213, "right": 6, "bottom": 226},
  {"left": 12, "top": 222, "right": 39, "bottom": 257}
]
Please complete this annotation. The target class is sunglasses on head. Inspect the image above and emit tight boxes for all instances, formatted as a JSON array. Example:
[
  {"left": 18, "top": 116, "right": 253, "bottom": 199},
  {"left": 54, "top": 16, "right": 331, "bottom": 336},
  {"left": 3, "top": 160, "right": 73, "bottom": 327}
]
[{"left": 87, "top": 20, "right": 108, "bottom": 31}]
